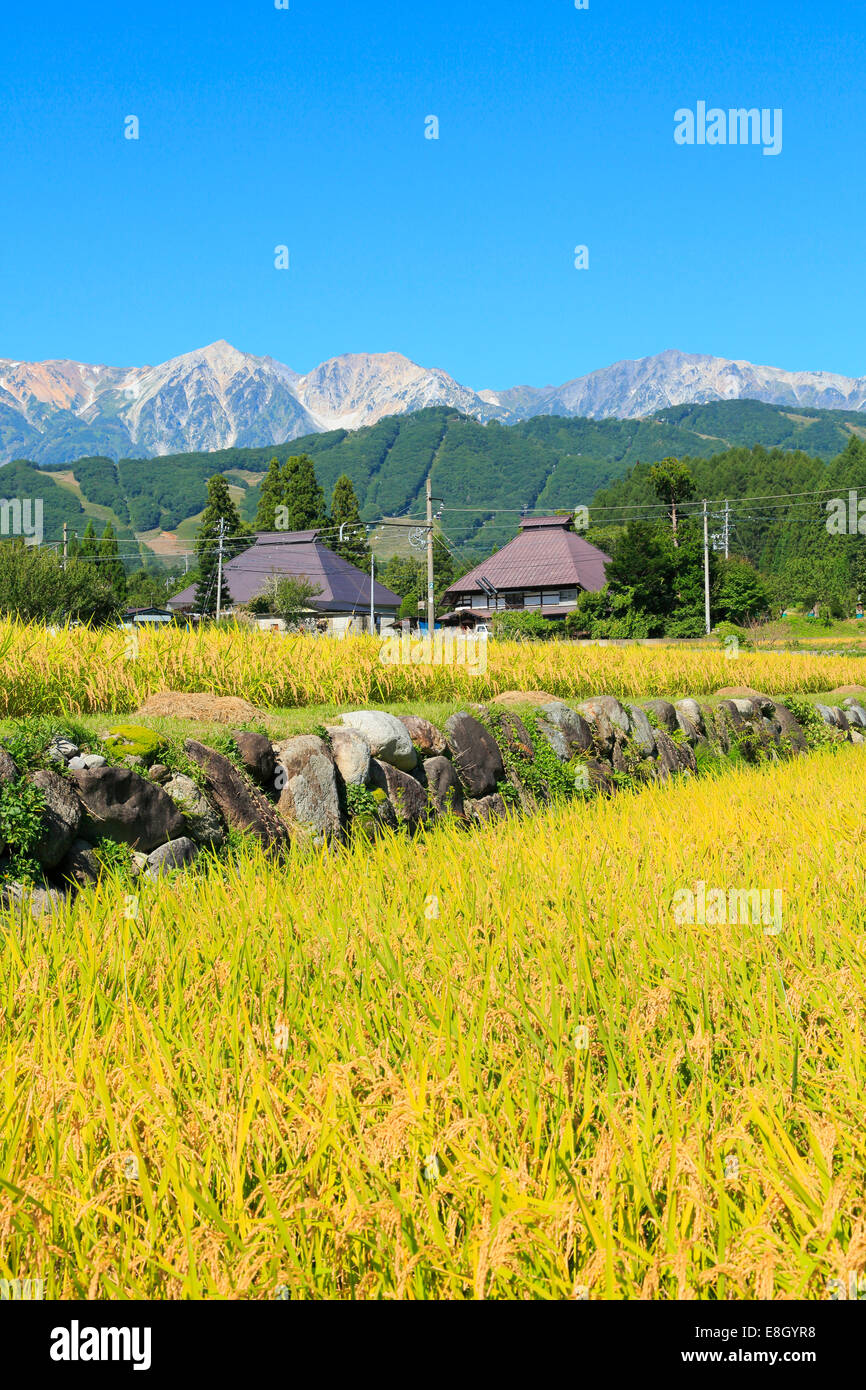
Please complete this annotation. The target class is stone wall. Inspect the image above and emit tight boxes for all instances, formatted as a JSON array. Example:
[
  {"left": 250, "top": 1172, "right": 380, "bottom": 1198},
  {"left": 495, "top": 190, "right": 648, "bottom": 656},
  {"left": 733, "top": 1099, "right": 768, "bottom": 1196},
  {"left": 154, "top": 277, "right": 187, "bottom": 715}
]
[{"left": 1, "top": 692, "right": 860, "bottom": 916}]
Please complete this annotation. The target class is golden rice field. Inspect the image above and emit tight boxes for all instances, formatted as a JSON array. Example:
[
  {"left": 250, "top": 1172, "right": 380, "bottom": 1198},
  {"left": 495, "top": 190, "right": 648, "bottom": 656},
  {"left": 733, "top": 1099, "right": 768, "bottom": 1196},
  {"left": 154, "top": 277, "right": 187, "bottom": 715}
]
[
  {"left": 2, "top": 746, "right": 864, "bottom": 1298},
  {"left": 0, "top": 618, "right": 865, "bottom": 714}
]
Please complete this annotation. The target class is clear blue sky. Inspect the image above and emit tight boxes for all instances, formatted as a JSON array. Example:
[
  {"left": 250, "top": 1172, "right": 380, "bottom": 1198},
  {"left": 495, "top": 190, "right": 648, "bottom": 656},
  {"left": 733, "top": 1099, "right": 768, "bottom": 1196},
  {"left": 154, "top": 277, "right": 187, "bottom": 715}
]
[{"left": 1, "top": 0, "right": 861, "bottom": 387}]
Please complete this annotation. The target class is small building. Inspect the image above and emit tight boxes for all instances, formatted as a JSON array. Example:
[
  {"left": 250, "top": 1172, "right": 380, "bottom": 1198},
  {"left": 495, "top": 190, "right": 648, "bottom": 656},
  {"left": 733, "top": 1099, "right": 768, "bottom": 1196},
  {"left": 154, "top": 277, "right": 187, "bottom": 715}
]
[
  {"left": 121, "top": 607, "right": 176, "bottom": 627},
  {"left": 441, "top": 514, "right": 610, "bottom": 624},
  {"left": 167, "top": 530, "right": 402, "bottom": 632}
]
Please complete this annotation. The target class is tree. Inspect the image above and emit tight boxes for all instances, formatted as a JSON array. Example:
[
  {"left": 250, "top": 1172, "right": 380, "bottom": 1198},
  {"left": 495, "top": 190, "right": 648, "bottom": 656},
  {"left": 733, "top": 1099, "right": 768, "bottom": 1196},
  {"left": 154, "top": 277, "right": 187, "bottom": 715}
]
[
  {"left": 330, "top": 475, "right": 370, "bottom": 567},
  {"left": 715, "top": 558, "right": 770, "bottom": 624},
  {"left": 605, "top": 522, "right": 676, "bottom": 620},
  {"left": 98, "top": 522, "right": 126, "bottom": 602},
  {"left": 79, "top": 519, "right": 98, "bottom": 563},
  {"left": 648, "top": 457, "right": 696, "bottom": 547},
  {"left": 265, "top": 575, "right": 323, "bottom": 628},
  {"left": 277, "top": 455, "right": 329, "bottom": 533},
  {"left": 0, "top": 540, "right": 120, "bottom": 624},
  {"left": 254, "top": 457, "right": 284, "bottom": 532},
  {"left": 194, "top": 475, "right": 249, "bottom": 617}
]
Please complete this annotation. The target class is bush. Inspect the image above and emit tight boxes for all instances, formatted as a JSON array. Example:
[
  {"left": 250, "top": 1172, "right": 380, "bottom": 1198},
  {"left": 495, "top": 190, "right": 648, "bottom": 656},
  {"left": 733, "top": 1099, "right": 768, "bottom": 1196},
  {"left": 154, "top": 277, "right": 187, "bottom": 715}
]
[
  {"left": 490, "top": 611, "right": 557, "bottom": 642},
  {"left": 0, "top": 540, "right": 120, "bottom": 625}
]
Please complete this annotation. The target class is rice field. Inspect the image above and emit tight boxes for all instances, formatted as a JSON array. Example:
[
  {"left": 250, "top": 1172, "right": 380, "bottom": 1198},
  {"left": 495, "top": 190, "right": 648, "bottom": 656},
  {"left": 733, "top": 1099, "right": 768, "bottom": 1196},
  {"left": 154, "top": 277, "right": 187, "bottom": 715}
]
[
  {"left": 0, "top": 618, "right": 865, "bottom": 715},
  {"left": 2, "top": 746, "right": 864, "bottom": 1299}
]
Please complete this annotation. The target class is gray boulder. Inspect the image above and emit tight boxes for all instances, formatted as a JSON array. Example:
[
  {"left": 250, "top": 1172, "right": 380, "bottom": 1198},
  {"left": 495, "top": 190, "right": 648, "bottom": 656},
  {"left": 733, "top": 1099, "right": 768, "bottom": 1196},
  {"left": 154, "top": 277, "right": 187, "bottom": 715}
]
[
  {"left": 0, "top": 749, "right": 18, "bottom": 785},
  {"left": 231, "top": 730, "right": 275, "bottom": 785},
  {"left": 772, "top": 703, "right": 808, "bottom": 752},
  {"left": 67, "top": 754, "right": 107, "bottom": 771},
  {"left": 843, "top": 700, "right": 866, "bottom": 728},
  {"left": 164, "top": 773, "right": 225, "bottom": 848},
  {"left": 625, "top": 704, "right": 656, "bottom": 755},
  {"left": 398, "top": 715, "right": 448, "bottom": 757},
  {"left": 534, "top": 718, "right": 571, "bottom": 762},
  {"left": 575, "top": 696, "right": 629, "bottom": 753},
  {"left": 337, "top": 711, "right": 416, "bottom": 771},
  {"left": 422, "top": 756, "right": 465, "bottom": 817},
  {"left": 1, "top": 881, "right": 66, "bottom": 918},
  {"left": 182, "top": 742, "right": 290, "bottom": 852},
  {"left": 71, "top": 765, "right": 185, "bottom": 853},
  {"left": 325, "top": 727, "right": 372, "bottom": 786},
  {"left": 467, "top": 793, "right": 510, "bottom": 823},
  {"left": 45, "top": 736, "right": 79, "bottom": 765},
  {"left": 494, "top": 710, "right": 535, "bottom": 761},
  {"left": 653, "top": 728, "right": 697, "bottom": 779},
  {"left": 444, "top": 712, "right": 505, "bottom": 797},
  {"left": 29, "top": 768, "right": 82, "bottom": 868},
  {"left": 643, "top": 699, "right": 678, "bottom": 732},
  {"left": 539, "top": 702, "right": 594, "bottom": 754},
  {"left": 145, "top": 836, "right": 199, "bottom": 879},
  {"left": 58, "top": 837, "right": 102, "bottom": 888},
  {"left": 275, "top": 735, "right": 342, "bottom": 844},
  {"left": 370, "top": 760, "right": 428, "bottom": 828}
]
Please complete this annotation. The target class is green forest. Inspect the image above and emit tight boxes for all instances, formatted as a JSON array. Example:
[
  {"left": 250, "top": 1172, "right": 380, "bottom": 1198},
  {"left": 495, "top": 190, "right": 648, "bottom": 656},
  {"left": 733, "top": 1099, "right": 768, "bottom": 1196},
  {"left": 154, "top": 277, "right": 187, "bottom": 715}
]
[{"left": 3, "top": 398, "right": 864, "bottom": 575}]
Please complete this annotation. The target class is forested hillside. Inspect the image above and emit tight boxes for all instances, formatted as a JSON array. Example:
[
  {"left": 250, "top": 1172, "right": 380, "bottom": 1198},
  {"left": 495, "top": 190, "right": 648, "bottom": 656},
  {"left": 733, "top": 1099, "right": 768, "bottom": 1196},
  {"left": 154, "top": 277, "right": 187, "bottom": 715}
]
[{"left": 10, "top": 399, "right": 866, "bottom": 558}]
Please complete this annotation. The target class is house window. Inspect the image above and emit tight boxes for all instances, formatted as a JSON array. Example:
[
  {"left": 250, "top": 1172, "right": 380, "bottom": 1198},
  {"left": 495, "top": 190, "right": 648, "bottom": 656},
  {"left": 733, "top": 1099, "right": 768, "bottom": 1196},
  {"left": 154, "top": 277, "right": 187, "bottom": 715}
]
[
  {"left": 542, "top": 591, "right": 560, "bottom": 607},
  {"left": 523, "top": 592, "right": 542, "bottom": 608},
  {"left": 471, "top": 594, "right": 487, "bottom": 610},
  {"left": 560, "top": 588, "right": 577, "bottom": 605}
]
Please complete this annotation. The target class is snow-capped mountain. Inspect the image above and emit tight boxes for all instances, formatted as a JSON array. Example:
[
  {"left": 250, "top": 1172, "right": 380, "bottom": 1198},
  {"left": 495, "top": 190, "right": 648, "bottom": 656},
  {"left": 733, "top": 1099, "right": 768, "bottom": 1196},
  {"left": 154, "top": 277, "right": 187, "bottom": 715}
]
[{"left": 2, "top": 341, "right": 865, "bottom": 464}]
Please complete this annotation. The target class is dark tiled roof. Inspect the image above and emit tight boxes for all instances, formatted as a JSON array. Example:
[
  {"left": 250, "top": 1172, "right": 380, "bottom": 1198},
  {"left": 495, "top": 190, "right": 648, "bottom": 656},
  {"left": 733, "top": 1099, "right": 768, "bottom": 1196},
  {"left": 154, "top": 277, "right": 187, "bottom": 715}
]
[
  {"left": 444, "top": 515, "right": 610, "bottom": 596},
  {"left": 169, "top": 531, "right": 402, "bottom": 612}
]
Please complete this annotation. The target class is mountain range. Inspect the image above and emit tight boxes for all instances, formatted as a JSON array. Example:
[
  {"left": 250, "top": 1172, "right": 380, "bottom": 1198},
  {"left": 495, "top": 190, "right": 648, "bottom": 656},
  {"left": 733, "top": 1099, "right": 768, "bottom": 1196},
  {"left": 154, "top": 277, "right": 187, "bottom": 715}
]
[{"left": 3, "top": 340, "right": 866, "bottom": 465}]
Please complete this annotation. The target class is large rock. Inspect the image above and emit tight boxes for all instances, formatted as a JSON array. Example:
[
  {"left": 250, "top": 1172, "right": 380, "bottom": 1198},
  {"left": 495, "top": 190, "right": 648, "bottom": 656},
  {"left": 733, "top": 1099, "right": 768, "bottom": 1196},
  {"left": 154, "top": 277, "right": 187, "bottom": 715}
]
[
  {"left": 491, "top": 710, "right": 534, "bottom": 761},
  {"left": 0, "top": 749, "right": 18, "bottom": 785},
  {"left": 231, "top": 730, "right": 275, "bottom": 785},
  {"left": 338, "top": 711, "right": 417, "bottom": 771},
  {"left": 145, "top": 836, "right": 199, "bottom": 879},
  {"left": 398, "top": 715, "right": 448, "bottom": 757},
  {"left": 182, "top": 741, "right": 290, "bottom": 852},
  {"left": 163, "top": 773, "right": 225, "bottom": 848},
  {"left": 539, "top": 702, "right": 594, "bottom": 754},
  {"left": 422, "top": 756, "right": 465, "bottom": 818},
  {"left": 534, "top": 719, "right": 571, "bottom": 762},
  {"left": 653, "top": 729, "right": 697, "bottom": 779},
  {"left": 444, "top": 712, "right": 505, "bottom": 797},
  {"left": 642, "top": 699, "right": 678, "bottom": 732},
  {"left": 674, "top": 699, "right": 706, "bottom": 743},
  {"left": 275, "top": 735, "right": 342, "bottom": 844},
  {"left": 1, "top": 881, "right": 66, "bottom": 918},
  {"left": 58, "top": 837, "right": 101, "bottom": 888},
  {"left": 71, "top": 765, "right": 185, "bottom": 853},
  {"left": 467, "top": 793, "right": 510, "bottom": 823},
  {"left": 573, "top": 758, "right": 615, "bottom": 796},
  {"left": 324, "top": 727, "right": 372, "bottom": 786},
  {"left": 772, "top": 703, "right": 808, "bottom": 752},
  {"left": 576, "top": 696, "right": 629, "bottom": 753},
  {"left": 370, "top": 760, "right": 428, "bottom": 828},
  {"left": 843, "top": 700, "right": 866, "bottom": 728},
  {"left": 625, "top": 704, "right": 656, "bottom": 755},
  {"left": 29, "top": 769, "right": 82, "bottom": 868}
]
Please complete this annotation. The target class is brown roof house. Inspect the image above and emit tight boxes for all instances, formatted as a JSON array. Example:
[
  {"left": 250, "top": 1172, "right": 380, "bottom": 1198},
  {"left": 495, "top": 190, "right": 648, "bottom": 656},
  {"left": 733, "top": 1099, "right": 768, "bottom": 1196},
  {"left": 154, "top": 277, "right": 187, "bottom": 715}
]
[
  {"left": 442, "top": 514, "right": 610, "bottom": 624},
  {"left": 168, "top": 529, "right": 402, "bottom": 632}
]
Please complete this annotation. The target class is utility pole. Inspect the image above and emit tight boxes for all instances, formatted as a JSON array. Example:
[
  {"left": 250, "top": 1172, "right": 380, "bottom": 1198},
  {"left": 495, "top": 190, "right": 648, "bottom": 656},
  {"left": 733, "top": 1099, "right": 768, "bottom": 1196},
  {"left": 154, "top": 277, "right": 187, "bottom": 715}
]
[
  {"left": 724, "top": 498, "right": 730, "bottom": 560},
  {"left": 370, "top": 549, "right": 375, "bottom": 634},
  {"left": 703, "top": 498, "right": 711, "bottom": 635},
  {"left": 425, "top": 475, "right": 435, "bottom": 635},
  {"left": 62, "top": 522, "right": 68, "bottom": 570},
  {"left": 215, "top": 516, "right": 226, "bottom": 622}
]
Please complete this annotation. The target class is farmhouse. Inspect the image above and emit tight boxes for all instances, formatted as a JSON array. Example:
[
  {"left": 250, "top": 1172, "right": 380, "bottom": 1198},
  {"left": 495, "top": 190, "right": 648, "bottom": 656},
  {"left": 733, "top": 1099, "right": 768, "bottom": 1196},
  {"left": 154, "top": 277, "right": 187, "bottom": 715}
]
[
  {"left": 441, "top": 514, "right": 610, "bottom": 625},
  {"left": 168, "top": 529, "right": 402, "bottom": 632}
]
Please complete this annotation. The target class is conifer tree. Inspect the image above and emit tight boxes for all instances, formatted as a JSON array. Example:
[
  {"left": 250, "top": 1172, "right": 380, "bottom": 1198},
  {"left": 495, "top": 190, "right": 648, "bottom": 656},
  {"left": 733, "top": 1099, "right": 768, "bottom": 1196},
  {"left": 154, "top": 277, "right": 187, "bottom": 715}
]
[
  {"left": 254, "top": 456, "right": 283, "bottom": 531},
  {"left": 330, "top": 474, "right": 370, "bottom": 568},
  {"left": 278, "top": 455, "right": 329, "bottom": 532},
  {"left": 194, "top": 475, "right": 248, "bottom": 616},
  {"left": 98, "top": 522, "right": 127, "bottom": 602},
  {"left": 79, "top": 519, "right": 98, "bottom": 562}
]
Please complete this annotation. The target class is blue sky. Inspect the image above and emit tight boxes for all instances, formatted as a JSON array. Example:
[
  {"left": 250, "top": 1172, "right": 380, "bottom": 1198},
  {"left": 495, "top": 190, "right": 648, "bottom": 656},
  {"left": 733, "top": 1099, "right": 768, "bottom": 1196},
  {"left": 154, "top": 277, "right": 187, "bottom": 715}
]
[{"left": 1, "top": 0, "right": 861, "bottom": 386}]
